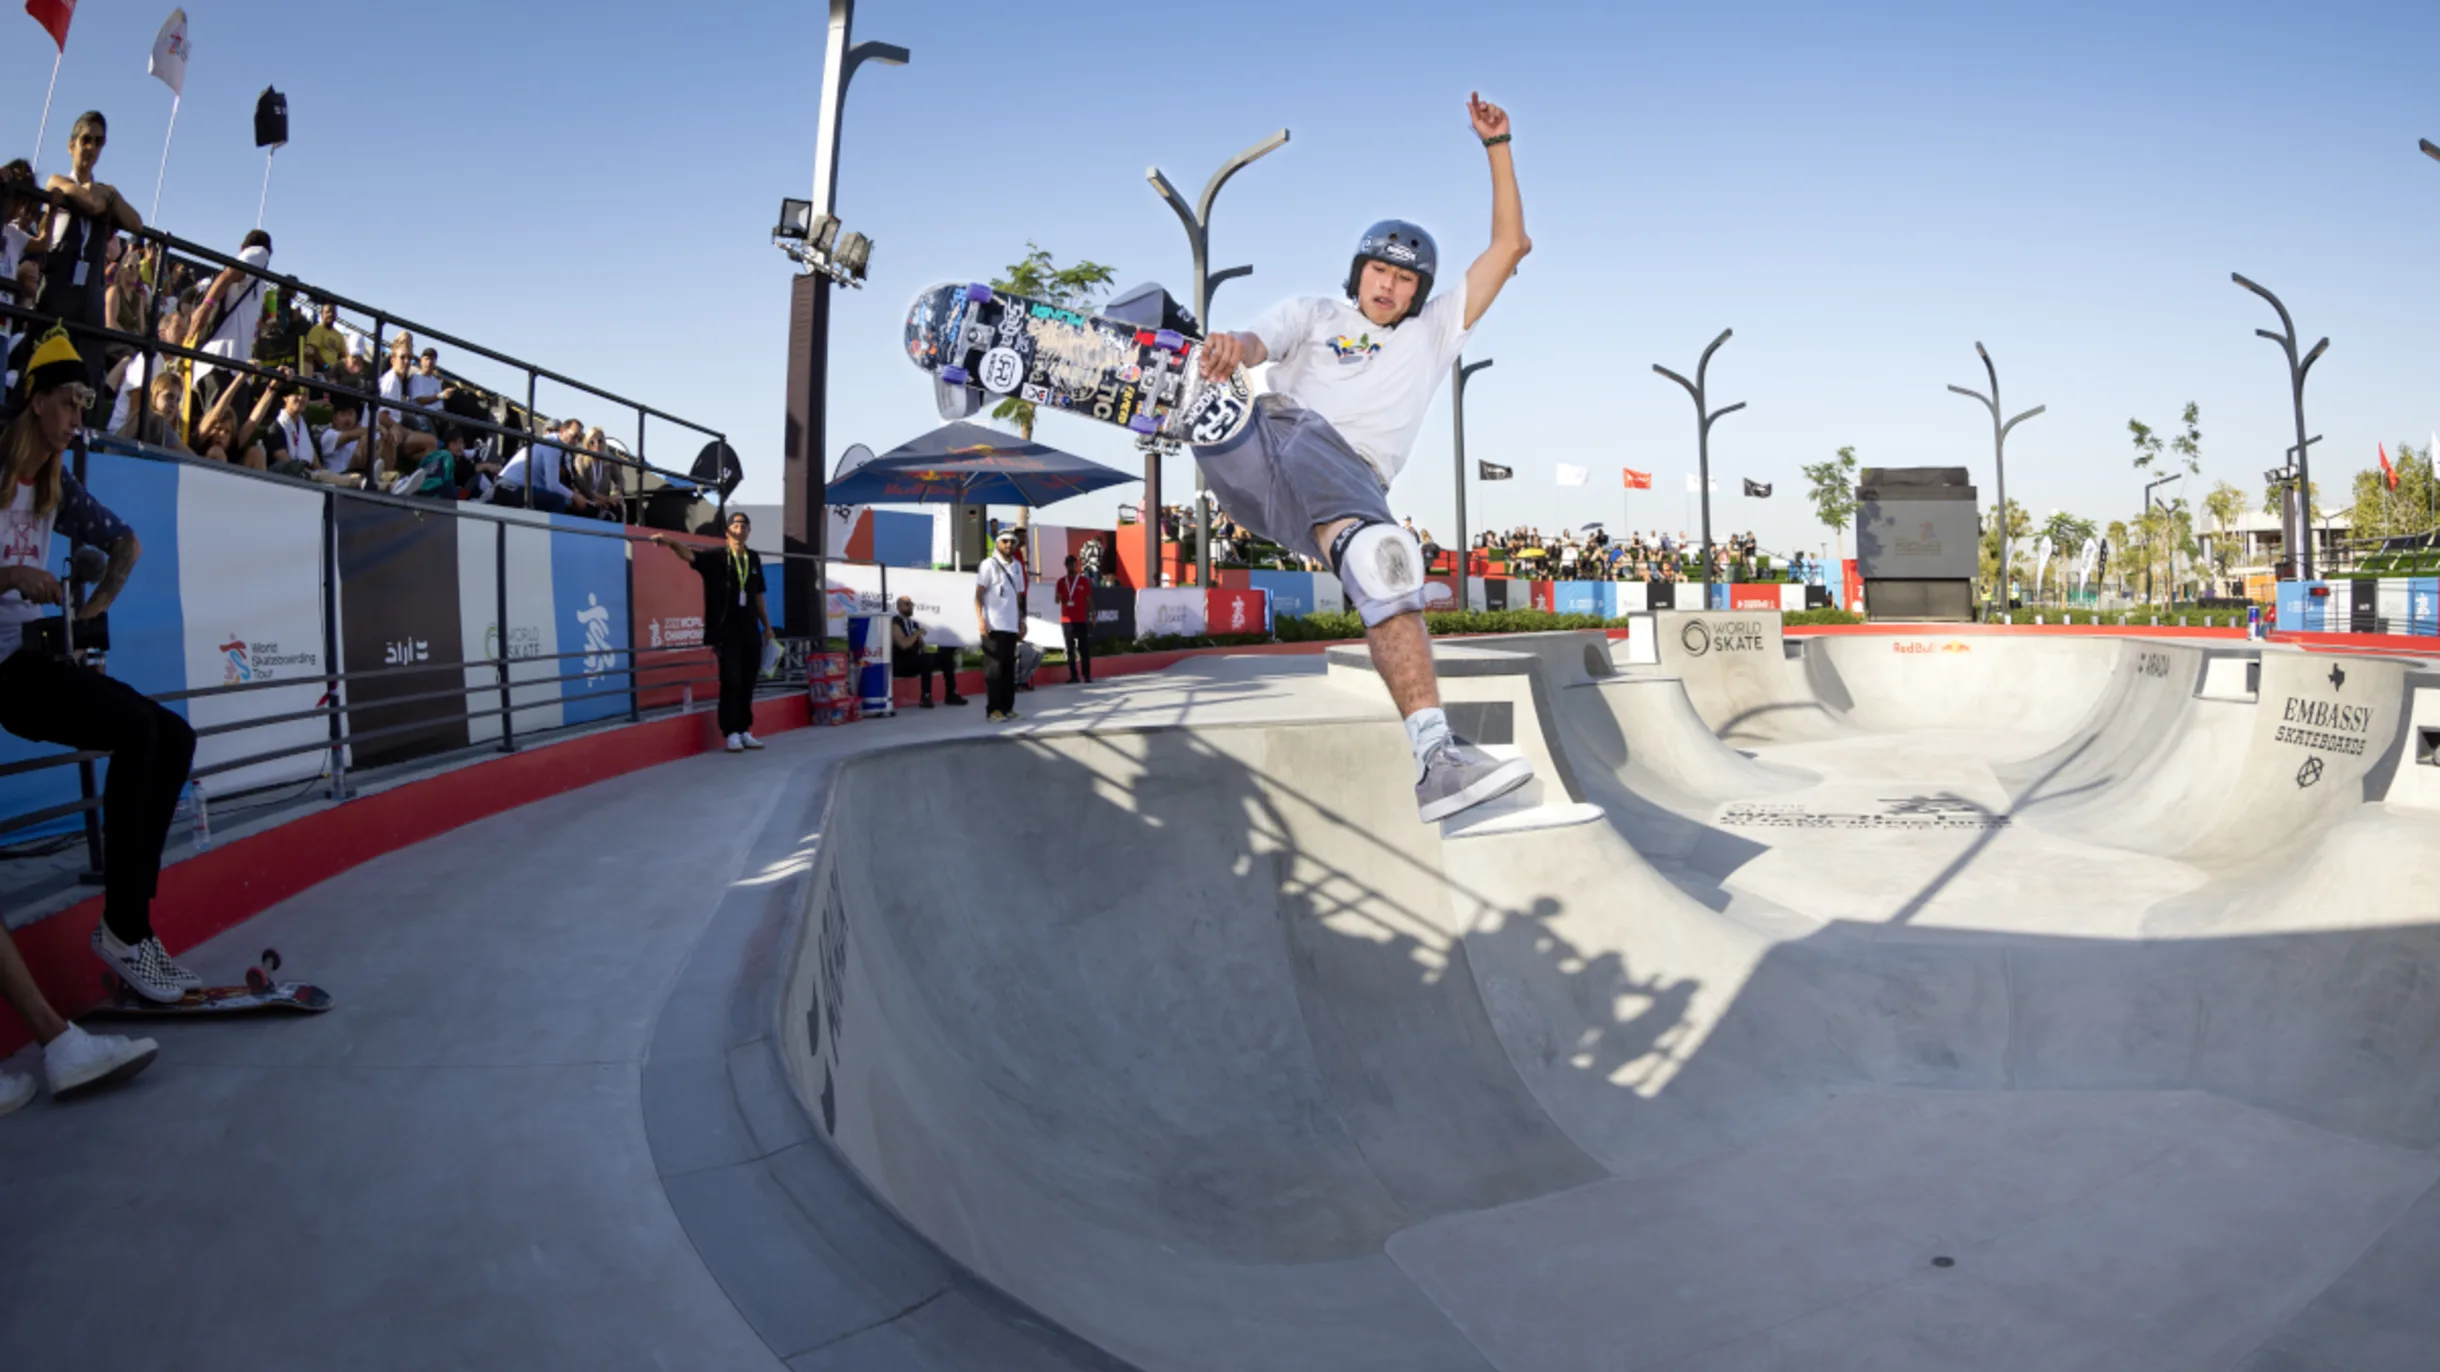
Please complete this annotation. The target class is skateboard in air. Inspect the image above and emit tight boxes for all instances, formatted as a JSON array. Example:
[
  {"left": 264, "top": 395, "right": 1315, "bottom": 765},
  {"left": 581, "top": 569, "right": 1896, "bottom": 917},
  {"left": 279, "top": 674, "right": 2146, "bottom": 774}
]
[
  {"left": 88, "top": 947, "right": 335, "bottom": 1018},
  {"left": 903, "top": 281, "right": 1254, "bottom": 446}
]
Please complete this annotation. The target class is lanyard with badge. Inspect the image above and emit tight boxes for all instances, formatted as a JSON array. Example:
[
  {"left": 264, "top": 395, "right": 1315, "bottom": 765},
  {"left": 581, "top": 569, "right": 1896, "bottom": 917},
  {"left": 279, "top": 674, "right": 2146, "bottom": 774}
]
[{"left": 729, "top": 544, "right": 750, "bottom": 608}]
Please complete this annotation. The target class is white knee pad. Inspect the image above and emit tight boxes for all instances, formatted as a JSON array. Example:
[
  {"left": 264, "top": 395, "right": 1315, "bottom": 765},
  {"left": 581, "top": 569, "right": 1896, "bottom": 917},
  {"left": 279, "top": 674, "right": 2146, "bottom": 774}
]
[{"left": 1330, "top": 521, "right": 1429, "bottom": 628}]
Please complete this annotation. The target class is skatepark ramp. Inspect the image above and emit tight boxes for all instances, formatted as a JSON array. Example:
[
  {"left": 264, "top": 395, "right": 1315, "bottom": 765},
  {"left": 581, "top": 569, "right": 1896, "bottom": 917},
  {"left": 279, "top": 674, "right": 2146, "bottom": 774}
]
[{"left": 775, "top": 629, "right": 2440, "bottom": 1371}]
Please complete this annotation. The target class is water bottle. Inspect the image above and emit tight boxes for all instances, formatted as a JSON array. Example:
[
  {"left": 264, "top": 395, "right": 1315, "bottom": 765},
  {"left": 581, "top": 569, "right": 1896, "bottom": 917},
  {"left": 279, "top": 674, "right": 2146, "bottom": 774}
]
[{"left": 180, "top": 782, "right": 212, "bottom": 853}]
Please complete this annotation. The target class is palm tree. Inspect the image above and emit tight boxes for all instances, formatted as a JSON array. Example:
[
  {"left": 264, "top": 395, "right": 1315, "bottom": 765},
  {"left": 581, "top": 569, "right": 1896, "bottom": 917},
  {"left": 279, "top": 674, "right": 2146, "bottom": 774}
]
[{"left": 2202, "top": 480, "right": 2246, "bottom": 593}]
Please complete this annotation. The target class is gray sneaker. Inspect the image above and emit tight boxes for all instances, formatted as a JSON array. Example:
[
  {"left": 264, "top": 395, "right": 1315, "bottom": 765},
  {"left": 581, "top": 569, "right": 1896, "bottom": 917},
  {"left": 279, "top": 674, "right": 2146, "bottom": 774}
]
[{"left": 1417, "top": 738, "right": 1535, "bottom": 822}]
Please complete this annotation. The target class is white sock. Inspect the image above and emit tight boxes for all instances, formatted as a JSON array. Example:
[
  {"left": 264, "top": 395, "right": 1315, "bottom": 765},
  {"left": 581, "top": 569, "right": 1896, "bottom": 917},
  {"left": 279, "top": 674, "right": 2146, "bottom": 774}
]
[{"left": 1404, "top": 707, "right": 1451, "bottom": 780}]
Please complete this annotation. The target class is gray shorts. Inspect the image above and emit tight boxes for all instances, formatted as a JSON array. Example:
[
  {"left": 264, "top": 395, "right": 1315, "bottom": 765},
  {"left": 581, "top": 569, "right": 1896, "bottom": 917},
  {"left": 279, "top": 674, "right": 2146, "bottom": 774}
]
[{"left": 1192, "top": 396, "right": 1393, "bottom": 565}]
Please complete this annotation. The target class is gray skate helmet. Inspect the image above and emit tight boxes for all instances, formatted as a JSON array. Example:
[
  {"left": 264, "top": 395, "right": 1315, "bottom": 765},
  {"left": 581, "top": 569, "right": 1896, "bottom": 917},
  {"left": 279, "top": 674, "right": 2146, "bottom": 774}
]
[{"left": 1343, "top": 219, "right": 1438, "bottom": 321}]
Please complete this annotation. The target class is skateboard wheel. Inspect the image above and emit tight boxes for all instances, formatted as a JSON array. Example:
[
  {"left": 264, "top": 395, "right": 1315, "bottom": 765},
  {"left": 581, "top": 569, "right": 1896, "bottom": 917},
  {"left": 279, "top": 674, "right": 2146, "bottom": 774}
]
[
  {"left": 1127, "top": 413, "right": 1160, "bottom": 434},
  {"left": 963, "top": 284, "right": 994, "bottom": 303},
  {"left": 261, "top": 948, "right": 282, "bottom": 972},
  {"left": 1154, "top": 330, "right": 1186, "bottom": 353},
  {"left": 246, "top": 967, "right": 271, "bottom": 993},
  {"left": 942, "top": 366, "right": 970, "bottom": 387}
]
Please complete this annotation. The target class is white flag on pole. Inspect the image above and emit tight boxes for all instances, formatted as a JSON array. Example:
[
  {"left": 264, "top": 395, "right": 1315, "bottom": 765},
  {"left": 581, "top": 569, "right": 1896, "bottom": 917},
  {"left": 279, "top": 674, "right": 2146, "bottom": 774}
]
[
  {"left": 1681, "top": 474, "right": 1718, "bottom": 494},
  {"left": 149, "top": 9, "right": 190, "bottom": 97},
  {"left": 1555, "top": 464, "right": 1588, "bottom": 487},
  {"left": 2033, "top": 535, "right": 2053, "bottom": 589}
]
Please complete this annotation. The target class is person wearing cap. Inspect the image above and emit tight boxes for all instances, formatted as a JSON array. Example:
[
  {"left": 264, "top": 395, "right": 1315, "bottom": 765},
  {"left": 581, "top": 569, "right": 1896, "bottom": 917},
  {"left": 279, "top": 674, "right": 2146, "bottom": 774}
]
[
  {"left": 0, "top": 325, "right": 204, "bottom": 1005},
  {"left": 974, "top": 527, "right": 1026, "bottom": 722},
  {"left": 888, "top": 594, "right": 967, "bottom": 708},
  {"left": 650, "top": 509, "right": 774, "bottom": 753}
]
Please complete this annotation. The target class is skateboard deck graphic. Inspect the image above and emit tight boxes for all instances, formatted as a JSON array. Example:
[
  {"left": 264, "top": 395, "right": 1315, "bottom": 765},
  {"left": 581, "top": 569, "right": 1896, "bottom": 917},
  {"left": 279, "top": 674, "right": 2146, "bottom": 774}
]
[
  {"left": 904, "top": 282, "right": 1254, "bottom": 446},
  {"left": 87, "top": 948, "right": 334, "bottom": 1018}
]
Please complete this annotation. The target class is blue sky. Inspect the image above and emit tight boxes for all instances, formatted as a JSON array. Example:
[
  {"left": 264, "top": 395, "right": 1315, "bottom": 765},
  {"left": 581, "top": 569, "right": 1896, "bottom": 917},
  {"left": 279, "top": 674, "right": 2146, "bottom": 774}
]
[{"left": 11, "top": 0, "right": 2439, "bottom": 561}]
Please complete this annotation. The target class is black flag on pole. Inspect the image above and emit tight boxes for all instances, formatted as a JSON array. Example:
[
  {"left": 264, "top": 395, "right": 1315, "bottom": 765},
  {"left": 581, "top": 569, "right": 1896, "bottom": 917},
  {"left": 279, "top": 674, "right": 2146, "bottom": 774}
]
[
  {"left": 254, "top": 88, "right": 289, "bottom": 149},
  {"left": 1478, "top": 460, "right": 1513, "bottom": 481},
  {"left": 1742, "top": 478, "right": 1773, "bottom": 497}
]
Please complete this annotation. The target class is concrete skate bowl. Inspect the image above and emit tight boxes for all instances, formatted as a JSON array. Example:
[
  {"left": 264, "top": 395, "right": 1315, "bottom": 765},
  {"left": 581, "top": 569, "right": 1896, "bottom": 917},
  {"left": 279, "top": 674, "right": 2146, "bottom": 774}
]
[{"left": 779, "top": 636, "right": 2440, "bottom": 1372}]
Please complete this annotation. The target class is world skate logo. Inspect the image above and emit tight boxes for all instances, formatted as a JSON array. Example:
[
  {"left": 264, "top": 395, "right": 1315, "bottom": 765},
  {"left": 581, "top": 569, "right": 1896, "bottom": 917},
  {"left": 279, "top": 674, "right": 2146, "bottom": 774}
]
[{"left": 1681, "top": 617, "right": 1766, "bottom": 657}]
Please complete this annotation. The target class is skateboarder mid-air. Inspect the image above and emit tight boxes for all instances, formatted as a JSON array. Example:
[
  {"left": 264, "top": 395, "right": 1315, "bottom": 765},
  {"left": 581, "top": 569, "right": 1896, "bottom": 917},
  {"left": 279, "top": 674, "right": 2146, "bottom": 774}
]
[{"left": 1195, "top": 93, "right": 1535, "bottom": 822}]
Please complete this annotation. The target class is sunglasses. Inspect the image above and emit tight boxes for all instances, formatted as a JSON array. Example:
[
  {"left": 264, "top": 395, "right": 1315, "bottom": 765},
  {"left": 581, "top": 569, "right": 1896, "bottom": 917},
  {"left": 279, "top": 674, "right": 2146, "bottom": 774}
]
[{"left": 59, "top": 383, "right": 96, "bottom": 410}]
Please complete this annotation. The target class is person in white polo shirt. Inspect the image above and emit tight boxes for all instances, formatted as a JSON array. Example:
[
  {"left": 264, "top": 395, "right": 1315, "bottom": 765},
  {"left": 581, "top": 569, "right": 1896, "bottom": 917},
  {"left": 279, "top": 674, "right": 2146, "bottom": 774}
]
[{"left": 973, "top": 527, "right": 1026, "bottom": 722}]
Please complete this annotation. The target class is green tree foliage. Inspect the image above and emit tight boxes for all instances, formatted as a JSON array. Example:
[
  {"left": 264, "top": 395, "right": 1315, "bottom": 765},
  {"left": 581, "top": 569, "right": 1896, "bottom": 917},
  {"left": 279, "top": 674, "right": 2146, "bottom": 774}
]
[
  {"left": 2345, "top": 442, "right": 2439, "bottom": 542},
  {"left": 2201, "top": 480, "right": 2248, "bottom": 580},
  {"left": 1978, "top": 499, "right": 2032, "bottom": 600},
  {"left": 2127, "top": 404, "right": 2201, "bottom": 602},
  {"left": 2036, "top": 511, "right": 2099, "bottom": 600},
  {"left": 1799, "top": 445, "right": 1861, "bottom": 566},
  {"left": 988, "top": 244, "right": 1117, "bottom": 441}
]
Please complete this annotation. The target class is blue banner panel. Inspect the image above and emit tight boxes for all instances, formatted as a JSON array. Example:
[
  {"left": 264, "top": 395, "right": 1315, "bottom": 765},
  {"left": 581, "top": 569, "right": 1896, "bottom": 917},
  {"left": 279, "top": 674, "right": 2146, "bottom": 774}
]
[
  {"left": 548, "top": 516, "right": 634, "bottom": 726},
  {"left": 1247, "top": 570, "right": 1321, "bottom": 620}
]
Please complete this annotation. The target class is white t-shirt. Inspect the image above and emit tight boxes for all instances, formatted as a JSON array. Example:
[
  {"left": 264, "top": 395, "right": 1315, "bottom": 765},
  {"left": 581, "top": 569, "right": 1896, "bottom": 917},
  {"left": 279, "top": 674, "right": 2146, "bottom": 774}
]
[
  {"left": 197, "top": 244, "right": 273, "bottom": 384},
  {"left": 977, "top": 554, "right": 1026, "bottom": 634},
  {"left": 1247, "top": 275, "right": 1471, "bottom": 485},
  {"left": 407, "top": 372, "right": 443, "bottom": 407},
  {"left": 498, "top": 440, "right": 569, "bottom": 498}
]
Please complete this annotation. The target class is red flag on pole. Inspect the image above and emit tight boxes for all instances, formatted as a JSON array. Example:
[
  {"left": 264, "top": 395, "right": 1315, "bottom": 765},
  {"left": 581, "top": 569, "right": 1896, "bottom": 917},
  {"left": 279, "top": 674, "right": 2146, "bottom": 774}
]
[
  {"left": 25, "top": 0, "right": 74, "bottom": 50},
  {"left": 1622, "top": 468, "right": 1653, "bottom": 490},
  {"left": 2380, "top": 443, "right": 2399, "bottom": 491}
]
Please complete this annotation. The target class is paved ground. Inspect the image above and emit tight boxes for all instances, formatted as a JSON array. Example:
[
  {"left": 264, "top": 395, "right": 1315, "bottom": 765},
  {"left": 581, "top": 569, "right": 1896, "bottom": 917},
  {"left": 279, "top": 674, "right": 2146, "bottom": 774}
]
[{"left": 8, "top": 627, "right": 2440, "bottom": 1371}]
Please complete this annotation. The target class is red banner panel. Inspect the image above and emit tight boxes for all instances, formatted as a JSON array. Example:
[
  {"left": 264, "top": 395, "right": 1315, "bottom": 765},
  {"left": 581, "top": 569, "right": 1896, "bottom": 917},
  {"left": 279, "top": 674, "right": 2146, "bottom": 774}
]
[
  {"left": 633, "top": 531, "right": 717, "bottom": 709},
  {"left": 1204, "top": 587, "right": 1268, "bottom": 637},
  {"left": 1730, "top": 584, "right": 1782, "bottom": 611}
]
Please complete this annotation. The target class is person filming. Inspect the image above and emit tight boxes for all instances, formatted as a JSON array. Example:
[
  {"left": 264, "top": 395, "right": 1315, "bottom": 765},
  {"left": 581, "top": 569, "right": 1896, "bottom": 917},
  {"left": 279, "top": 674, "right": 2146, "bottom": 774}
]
[{"left": 0, "top": 326, "right": 201, "bottom": 1002}]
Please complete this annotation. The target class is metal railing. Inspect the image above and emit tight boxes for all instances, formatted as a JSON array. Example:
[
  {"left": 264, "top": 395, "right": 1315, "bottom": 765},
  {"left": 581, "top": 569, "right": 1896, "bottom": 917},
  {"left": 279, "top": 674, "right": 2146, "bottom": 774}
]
[
  {"left": 0, "top": 432, "right": 881, "bottom": 879},
  {"left": 4, "top": 185, "right": 727, "bottom": 501}
]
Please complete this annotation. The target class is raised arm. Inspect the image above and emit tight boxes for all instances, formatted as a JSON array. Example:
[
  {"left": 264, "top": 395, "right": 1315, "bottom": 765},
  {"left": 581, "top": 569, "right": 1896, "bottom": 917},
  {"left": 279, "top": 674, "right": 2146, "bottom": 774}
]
[{"left": 1460, "top": 93, "right": 1531, "bottom": 330}]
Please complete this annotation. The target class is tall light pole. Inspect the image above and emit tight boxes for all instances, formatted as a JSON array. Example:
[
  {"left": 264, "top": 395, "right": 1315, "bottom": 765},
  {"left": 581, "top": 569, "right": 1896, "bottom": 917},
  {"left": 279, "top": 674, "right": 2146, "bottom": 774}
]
[
  {"left": 780, "top": 0, "right": 907, "bottom": 639},
  {"left": 2142, "top": 472, "right": 2183, "bottom": 607},
  {"left": 1654, "top": 330, "right": 1745, "bottom": 593},
  {"left": 1148, "top": 128, "right": 1289, "bottom": 588},
  {"left": 2232, "top": 273, "right": 2327, "bottom": 582},
  {"left": 1946, "top": 342, "right": 2044, "bottom": 615},
  {"left": 1451, "top": 355, "right": 1494, "bottom": 607}
]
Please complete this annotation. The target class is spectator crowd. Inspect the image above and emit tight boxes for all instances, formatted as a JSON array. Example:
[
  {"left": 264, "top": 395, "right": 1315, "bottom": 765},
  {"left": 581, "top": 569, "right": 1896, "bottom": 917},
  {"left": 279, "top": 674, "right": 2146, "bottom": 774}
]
[
  {"left": 1461, "top": 525, "right": 1821, "bottom": 584},
  {"left": 1, "top": 113, "right": 639, "bottom": 523}
]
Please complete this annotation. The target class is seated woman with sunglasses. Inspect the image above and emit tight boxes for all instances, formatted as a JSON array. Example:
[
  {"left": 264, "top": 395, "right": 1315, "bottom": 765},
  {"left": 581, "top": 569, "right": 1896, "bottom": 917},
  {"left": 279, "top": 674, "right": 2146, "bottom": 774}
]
[{"left": 0, "top": 325, "right": 201, "bottom": 1003}]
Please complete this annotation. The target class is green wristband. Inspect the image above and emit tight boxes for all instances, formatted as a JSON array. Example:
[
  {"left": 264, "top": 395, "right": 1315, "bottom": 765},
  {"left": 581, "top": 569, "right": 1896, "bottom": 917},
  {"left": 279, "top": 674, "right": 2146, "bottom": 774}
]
[{"left": 1482, "top": 133, "right": 1512, "bottom": 147}]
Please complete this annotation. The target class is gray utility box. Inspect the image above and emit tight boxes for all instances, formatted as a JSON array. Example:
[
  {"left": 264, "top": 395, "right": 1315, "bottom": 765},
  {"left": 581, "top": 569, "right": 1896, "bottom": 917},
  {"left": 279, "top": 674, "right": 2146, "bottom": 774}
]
[{"left": 1856, "top": 466, "right": 1979, "bottom": 622}]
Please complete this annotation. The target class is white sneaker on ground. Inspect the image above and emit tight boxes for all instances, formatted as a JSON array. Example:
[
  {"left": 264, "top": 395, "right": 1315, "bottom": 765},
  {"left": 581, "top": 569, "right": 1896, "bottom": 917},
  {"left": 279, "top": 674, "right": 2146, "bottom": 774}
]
[
  {"left": 724, "top": 733, "right": 745, "bottom": 753},
  {"left": 740, "top": 732, "right": 765, "bottom": 750},
  {"left": 0, "top": 1069, "right": 33, "bottom": 1117},
  {"left": 43, "top": 1023, "right": 159, "bottom": 1100},
  {"left": 92, "top": 926, "right": 200, "bottom": 1004},
  {"left": 1416, "top": 738, "right": 1535, "bottom": 823}
]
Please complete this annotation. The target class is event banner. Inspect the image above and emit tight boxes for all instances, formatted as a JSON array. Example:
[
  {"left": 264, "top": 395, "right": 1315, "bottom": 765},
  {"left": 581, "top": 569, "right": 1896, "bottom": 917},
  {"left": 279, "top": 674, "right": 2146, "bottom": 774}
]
[
  {"left": 1136, "top": 588, "right": 1207, "bottom": 639},
  {"left": 1089, "top": 584, "right": 1135, "bottom": 642},
  {"left": 456, "top": 508, "right": 561, "bottom": 743},
  {"left": 178, "top": 465, "right": 327, "bottom": 794},
  {"left": 632, "top": 530, "right": 713, "bottom": 709},
  {"left": 336, "top": 502, "right": 469, "bottom": 766},
  {"left": 550, "top": 517, "right": 633, "bottom": 727},
  {"left": 827, "top": 564, "right": 982, "bottom": 647}
]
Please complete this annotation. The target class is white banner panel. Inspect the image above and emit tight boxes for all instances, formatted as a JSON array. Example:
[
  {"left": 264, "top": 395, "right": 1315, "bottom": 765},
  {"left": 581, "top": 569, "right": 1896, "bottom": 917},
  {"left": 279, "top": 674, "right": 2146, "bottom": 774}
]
[
  {"left": 178, "top": 467, "right": 329, "bottom": 795},
  {"left": 1780, "top": 583, "right": 1807, "bottom": 612},
  {"left": 828, "top": 564, "right": 985, "bottom": 647},
  {"left": 456, "top": 508, "right": 561, "bottom": 743},
  {"left": 1137, "top": 588, "right": 1207, "bottom": 639}
]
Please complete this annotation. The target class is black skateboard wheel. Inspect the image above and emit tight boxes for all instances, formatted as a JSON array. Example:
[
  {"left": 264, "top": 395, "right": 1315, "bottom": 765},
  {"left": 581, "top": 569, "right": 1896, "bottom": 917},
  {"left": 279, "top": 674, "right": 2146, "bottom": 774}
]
[{"left": 260, "top": 948, "right": 282, "bottom": 972}]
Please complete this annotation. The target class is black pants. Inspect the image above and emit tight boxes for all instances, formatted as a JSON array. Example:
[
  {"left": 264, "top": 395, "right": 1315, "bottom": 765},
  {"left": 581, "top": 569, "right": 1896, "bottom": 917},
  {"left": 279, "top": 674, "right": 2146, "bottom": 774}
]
[
  {"left": 1062, "top": 624, "right": 1092, "bottom": 682},
  {"left": 893, "top": 645, "right": 961, "bottom": 701},
  {"left": 0, "top": 649, "right": 196, "bottom": 943},
  {"left": 714, "top": 620, "right": 761, "bottom": 737},
  {"left": 984, "top": 630, "right": 1020, "bottom": 714}
]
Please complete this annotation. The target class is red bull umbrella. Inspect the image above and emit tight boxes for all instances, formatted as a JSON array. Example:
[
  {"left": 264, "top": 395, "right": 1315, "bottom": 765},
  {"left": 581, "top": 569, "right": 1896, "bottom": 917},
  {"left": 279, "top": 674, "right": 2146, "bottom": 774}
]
[{"left": 827, "top": 422, "right": 1136, "bottom": 508}]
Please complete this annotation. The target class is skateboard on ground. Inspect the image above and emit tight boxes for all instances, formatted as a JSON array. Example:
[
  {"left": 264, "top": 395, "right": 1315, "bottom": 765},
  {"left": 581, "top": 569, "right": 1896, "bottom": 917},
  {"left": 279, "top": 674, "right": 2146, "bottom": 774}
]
[
  {"left": 88, "top": 948, "right": 334, "bottom": 1018},
  {"left": 903, "top": 282, "right": 1255, "bottom": 446}
]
